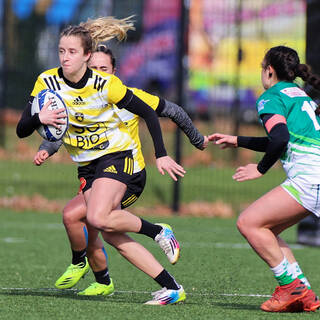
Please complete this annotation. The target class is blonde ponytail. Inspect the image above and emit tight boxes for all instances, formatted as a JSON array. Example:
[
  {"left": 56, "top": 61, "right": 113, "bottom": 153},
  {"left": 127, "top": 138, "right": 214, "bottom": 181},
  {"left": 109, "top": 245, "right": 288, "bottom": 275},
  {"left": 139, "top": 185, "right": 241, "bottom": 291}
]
[{"left": 80, "top": 16, "right": 135, "bottom": 50}]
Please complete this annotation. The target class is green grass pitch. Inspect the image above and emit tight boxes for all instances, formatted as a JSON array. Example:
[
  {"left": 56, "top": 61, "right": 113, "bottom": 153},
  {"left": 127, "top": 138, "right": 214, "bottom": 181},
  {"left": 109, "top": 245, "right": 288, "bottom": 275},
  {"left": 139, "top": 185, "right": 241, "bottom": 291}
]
[
  {"left": 0, "top": 158, "right": 286, "bottom": 210},
  {"left": 0, "top": 209, "right": 319, "bottom": 319}
]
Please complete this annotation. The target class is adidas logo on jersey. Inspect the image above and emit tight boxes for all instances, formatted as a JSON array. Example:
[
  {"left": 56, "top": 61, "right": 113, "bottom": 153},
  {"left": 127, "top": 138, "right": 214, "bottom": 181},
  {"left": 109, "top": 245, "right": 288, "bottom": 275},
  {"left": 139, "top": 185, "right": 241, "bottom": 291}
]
[
  {"left": 103, "top": 165, "right": 118, "bottom": 174},
  {"left": 72, "top": 96, "right": 85, "bottom": 105}
]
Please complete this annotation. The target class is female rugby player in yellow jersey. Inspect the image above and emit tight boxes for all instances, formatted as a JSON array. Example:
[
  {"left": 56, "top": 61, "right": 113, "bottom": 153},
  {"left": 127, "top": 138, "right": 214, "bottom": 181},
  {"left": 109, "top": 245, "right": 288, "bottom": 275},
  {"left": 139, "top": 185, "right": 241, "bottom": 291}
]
[
  {"left": 16, "top": 16, "right": 187, "bottom": 305},
  {"left": 34, "top": 45, "right": 208, "bottom": 298}
]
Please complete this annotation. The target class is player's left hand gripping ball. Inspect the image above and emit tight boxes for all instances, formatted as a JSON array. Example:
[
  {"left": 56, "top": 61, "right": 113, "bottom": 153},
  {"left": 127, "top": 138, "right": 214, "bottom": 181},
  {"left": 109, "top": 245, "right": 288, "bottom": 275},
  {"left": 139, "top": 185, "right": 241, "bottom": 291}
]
[{"left": 31, "top": 89, "right": 68, "bottom": 141}]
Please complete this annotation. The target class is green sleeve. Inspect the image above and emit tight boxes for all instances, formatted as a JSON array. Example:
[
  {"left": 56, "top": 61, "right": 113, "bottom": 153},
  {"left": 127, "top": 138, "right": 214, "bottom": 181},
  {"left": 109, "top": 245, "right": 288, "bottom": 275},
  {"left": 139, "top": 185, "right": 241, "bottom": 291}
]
[{"left": 256, "top": 93, "right": 286, "bottom": 117}]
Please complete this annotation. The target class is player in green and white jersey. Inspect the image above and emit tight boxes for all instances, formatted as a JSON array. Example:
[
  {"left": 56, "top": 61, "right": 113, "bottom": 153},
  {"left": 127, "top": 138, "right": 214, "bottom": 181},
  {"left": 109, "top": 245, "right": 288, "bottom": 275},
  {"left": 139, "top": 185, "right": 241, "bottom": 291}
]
[{"left": 209, "top": 46, "right": 320, "bottom": 313}]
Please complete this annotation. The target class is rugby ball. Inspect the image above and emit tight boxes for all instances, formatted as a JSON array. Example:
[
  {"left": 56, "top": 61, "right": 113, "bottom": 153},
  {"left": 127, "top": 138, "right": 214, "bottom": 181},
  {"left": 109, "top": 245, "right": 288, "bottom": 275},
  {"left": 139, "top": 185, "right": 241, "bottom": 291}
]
[{"left": 31, "top": 89, "right": 68, "bottom": 141}]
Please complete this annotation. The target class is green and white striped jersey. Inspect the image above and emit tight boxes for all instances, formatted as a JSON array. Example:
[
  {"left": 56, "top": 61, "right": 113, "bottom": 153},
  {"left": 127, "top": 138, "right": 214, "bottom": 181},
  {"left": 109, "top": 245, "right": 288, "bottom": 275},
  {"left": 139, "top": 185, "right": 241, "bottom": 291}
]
[{"left": 256, "top": 81, "right": 320, "bottom": 183}]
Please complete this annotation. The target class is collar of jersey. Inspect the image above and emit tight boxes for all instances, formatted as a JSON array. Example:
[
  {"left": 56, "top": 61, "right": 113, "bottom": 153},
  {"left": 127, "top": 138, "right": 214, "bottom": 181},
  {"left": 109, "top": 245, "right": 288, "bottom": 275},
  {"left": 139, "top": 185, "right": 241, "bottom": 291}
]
[{"left": 58, "top": 67, "right": 92, "bottom": 89}]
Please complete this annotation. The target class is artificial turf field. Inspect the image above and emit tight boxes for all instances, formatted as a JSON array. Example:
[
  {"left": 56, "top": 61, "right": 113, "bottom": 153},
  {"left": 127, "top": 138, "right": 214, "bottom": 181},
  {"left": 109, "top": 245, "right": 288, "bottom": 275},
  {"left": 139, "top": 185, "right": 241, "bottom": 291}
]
[{"left": 1, "top": 209, "right": 319, "bottom": 320}]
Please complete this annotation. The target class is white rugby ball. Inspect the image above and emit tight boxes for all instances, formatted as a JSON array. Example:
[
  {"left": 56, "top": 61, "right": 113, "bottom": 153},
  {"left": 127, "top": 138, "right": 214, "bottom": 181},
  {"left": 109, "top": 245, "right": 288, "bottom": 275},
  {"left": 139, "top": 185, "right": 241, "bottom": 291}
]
[{"left": 31, "top": 89, "right": 68, "bottom": 141}]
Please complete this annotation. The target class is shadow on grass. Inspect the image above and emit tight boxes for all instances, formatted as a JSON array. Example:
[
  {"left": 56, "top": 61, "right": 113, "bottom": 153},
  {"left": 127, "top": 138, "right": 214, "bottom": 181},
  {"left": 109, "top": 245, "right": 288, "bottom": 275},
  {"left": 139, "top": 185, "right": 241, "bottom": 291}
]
[
  {"left": 180, "top": 299, "right": 261, "bottom": 311},
  {"left": 214, "top": 301, "right": 260, "bottom": 311},
  {"left": 0, "top": 288, "right": 266, "bottom": 310},
  {"left": 0, "top": 288, "right": 147, "bottom": 304}
]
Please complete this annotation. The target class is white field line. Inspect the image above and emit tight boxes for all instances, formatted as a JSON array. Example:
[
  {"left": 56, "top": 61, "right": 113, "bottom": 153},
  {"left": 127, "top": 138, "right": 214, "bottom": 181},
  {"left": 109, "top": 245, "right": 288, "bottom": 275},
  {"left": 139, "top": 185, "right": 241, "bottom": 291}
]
[
  {"left": 181, "top": 242, "right": 305, "bottom": 250},
  {"left": 0, "top": 287, "right": 271, "bottom": 298},
  {"left": 1, "top": 237, "right": 26, "bottom": 243},
  {"left": 0, "top": 237, "right": 306, "bottom": 250},
  {"left": 1, "top": 223, "right": 64, "bottom": 229}
]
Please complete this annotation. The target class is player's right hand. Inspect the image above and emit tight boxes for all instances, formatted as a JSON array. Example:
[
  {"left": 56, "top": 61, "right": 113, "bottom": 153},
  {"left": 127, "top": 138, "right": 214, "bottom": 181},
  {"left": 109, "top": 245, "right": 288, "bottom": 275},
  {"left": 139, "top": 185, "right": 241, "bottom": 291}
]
[
  {"left": 232, "top": 163, "right": 262, "bottom": 182},
  {"left": 33, "top": 150, "right": 49, "bottom": 166},
  {"left": 156, "top": 156, "right": 186, "bottom": 181},
  {"left": 208, "top": 133, "right": 238, "bottom": 149}
]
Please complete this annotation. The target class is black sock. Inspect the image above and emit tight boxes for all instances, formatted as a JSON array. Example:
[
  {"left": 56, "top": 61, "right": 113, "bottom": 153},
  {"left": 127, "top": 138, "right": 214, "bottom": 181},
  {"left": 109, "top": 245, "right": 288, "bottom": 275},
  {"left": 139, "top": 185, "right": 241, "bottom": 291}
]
[
  {"left": 154, "top": 269, "right": 180, "bottom": 290},
  {"left": 72, "top": 249, "right": 87, "bottom": 265},
  {"left": 94, "top": 268, "right": 111, "bottom": 285},
  {"left": 138, "top": 218, "right": 162, "bottom": 239}
]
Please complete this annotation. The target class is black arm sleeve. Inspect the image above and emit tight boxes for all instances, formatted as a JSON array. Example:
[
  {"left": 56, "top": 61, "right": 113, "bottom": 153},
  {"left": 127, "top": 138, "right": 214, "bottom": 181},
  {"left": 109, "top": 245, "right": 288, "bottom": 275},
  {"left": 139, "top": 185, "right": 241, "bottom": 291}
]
[
  {"left": 38, "top": 139, "right": 63, "bottom": 156},
  {"left": 116, "top": 90, "right": 167, "bottom": 158},
  {"left": 16, "top": 97, "right": 41, "bottom": 138},
  {"left": 237, "top": 136, "right": 269, "bottom": 152},
  {"left": 256, "top": 115, "right": 290, "bottom": 174},
  {"left": 157, "top": 99, "right": 205, "bottom": 150}
]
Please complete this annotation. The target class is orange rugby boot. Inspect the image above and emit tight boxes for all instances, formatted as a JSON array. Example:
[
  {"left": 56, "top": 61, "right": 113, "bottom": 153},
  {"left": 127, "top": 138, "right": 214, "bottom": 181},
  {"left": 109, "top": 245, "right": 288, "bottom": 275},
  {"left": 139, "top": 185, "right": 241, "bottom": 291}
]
[
  {"left": 302, "top": 289, "right": 320, "bottom": 312},
  {"left": 260, "top": 278, "right": 308, "bottom": 312},
  {"left": 288, "top": 289, "right": 320, "bottom": 312}
]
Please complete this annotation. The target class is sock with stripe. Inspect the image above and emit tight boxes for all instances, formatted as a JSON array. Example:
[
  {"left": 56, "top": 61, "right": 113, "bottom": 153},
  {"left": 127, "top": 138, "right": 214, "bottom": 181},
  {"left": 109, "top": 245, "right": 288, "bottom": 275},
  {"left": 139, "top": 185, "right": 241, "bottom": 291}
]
[
  {"left": 94, "top": 268, "right": 111, "bottom": 285},
  {"left": 72, "top": 248, "right": 87, "bottom": 265},
  {"left": 271, "top": 257, "right": 295, "bottom": 286},
  {"left": 288, "top": 261, "right": 311, "bottom": 289}
]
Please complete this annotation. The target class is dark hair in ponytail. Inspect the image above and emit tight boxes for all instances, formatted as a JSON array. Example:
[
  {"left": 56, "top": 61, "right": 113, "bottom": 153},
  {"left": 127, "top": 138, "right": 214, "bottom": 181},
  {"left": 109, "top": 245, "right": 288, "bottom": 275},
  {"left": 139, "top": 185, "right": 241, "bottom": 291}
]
[
  {"left": 264, "top": 46, "right": 320, "bottom": 88},
  {"left": 264, "top": 46, "right": 320, "bottom": 114},
  {"left": 96, "top": 44, "right": 116, "bottom": 69},
  {"left": 296, "top": 64, "right": 320, "bottom": 91}
]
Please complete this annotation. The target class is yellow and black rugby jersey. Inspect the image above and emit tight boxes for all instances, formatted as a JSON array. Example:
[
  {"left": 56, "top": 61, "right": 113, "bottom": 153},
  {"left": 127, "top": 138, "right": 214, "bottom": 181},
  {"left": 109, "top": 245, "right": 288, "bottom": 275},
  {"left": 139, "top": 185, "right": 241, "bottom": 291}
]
[
  {"left": 115, "top": 87, "right": 160, "bottom": 173},
  {"left": 129, "top": 87, "right": 160, "bottom": 110},
  {"left": 30, "top": 67, "right": 137, "bottom": 164}
]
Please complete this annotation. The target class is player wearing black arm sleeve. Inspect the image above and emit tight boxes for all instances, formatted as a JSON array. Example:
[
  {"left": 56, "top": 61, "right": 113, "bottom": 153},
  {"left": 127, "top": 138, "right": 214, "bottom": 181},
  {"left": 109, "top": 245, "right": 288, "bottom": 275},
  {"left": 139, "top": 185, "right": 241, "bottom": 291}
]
[
  {"left": 32, "top": 46, "right": 208, "bottom": 299},
  {"left": 16, "top": 17, "right": 187, "bottom": 305},
  {"left": 208, "top": 45, "right": 320, "bottom": 312},
  {"left": 237, "top": 113, "right": 290, "bottom": 174}
]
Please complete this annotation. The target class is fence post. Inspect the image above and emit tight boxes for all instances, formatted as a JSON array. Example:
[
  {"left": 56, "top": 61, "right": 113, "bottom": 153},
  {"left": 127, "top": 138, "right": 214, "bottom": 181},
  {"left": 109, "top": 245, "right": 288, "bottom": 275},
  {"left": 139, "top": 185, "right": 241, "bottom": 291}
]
[
  {"left": 231, "top": 0, "right": 243, "bottom": 160},
  {"left": 0, "top": 0, "right": 8, "bottom": 147},
  {"left": 172, "top": 0, "right": 189, "bottom": 213}
]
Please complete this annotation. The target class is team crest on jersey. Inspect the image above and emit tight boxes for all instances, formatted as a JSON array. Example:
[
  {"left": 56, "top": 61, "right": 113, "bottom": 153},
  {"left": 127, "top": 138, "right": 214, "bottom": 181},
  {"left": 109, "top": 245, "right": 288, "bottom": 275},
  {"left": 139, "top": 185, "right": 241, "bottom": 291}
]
[
  {"left": 75, "top": 112, "right": 84, "bottom": 122},
  {"left": 257, "top": 99, "right": 270, "bottom": 112}
]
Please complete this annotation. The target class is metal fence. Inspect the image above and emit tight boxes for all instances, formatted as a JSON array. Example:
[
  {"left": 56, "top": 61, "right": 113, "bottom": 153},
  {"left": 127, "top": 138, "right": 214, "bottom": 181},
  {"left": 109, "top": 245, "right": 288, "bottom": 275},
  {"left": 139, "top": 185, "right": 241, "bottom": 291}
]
[{"left": 0, "top": 0, "right": 309, "bottom": 214}]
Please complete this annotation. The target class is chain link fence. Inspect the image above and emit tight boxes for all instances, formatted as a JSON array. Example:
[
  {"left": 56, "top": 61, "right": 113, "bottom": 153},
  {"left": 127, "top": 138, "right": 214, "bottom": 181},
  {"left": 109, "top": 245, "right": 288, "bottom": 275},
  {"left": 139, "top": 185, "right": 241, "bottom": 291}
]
[{"left": 0, "top": 0, "right": 307, "bottom": 214}]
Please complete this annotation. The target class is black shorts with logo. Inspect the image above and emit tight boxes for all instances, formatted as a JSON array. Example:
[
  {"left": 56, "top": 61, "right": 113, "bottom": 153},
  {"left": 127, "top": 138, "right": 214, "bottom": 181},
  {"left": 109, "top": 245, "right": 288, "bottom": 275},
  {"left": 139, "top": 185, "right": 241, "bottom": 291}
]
[{"left": 77, "top": 150, "right": 146, "bottom": 209}]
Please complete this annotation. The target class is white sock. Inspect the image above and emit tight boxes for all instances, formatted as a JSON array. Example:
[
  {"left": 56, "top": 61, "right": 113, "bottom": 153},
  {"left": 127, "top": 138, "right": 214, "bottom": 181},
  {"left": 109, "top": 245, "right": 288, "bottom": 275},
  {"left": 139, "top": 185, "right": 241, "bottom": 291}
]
[{"left": 270, "top": 257, "right": 289, "bottom": 277}]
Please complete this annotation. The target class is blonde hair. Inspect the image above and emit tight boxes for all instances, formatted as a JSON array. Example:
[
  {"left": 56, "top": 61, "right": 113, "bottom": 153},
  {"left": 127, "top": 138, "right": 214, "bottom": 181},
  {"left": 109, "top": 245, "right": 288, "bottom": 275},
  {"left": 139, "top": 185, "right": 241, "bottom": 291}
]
[
  {"left": 60, "top": 16, "right": 135, "bottom": 53},
  {"left": 81, "top": 16, "right": 135, "bottom": 48}
]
